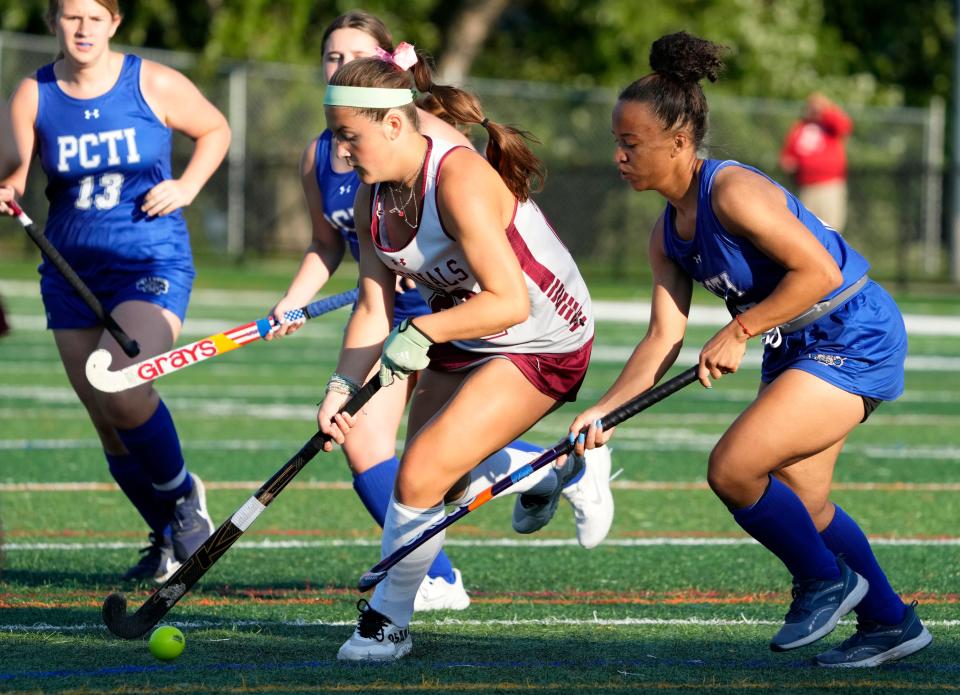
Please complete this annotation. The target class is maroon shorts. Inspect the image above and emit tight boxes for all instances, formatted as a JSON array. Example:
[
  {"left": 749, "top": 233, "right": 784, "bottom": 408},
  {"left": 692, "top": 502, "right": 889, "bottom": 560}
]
[{"left": 426, "top": 338, "right": 593, "bottom": 402}]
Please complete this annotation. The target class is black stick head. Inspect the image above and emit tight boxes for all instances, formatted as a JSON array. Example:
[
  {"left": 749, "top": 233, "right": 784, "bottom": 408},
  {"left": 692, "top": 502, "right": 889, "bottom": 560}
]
[
  {"left": 357, "top": 570, "right": 387, "bottom": 593},
  {"left": 102, "top": 592, "right": 150, "bottom": 639}
]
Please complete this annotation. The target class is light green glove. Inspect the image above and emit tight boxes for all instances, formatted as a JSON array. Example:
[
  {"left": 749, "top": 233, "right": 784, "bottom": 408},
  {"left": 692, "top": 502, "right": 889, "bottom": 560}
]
[{"left": 379, "top": 318, "right": 434, "bottom": 386}]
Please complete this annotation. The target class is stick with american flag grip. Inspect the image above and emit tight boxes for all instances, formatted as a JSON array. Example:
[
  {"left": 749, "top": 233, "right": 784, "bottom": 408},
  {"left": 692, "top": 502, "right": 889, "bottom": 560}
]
[
  {"left": 84, "top": 288, "right": 358, "bottom": 392},
  {"left": 9, "top": 200, "right": 141, "bottom": 358},
  {"left": 102, "top": 375, "right": 382, "bottom": 638}
]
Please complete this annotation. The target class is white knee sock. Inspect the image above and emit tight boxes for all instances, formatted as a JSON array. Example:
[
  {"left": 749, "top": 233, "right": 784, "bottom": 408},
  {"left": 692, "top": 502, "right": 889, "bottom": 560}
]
[
  {"left": 446, "top": 445, "right": 557, "bottom": 507},
  {"left": 370, "top": 496, "right": 446, "bottom": 627}
]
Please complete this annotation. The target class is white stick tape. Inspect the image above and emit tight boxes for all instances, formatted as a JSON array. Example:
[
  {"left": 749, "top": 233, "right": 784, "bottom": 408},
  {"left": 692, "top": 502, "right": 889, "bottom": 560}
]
[{"left": 230, "top": 496, "right": 267, "bottom": 531}]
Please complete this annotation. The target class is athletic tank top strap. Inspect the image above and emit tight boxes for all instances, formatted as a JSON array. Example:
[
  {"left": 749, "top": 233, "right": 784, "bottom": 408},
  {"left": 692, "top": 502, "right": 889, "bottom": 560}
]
[{"left": 314, "top": 129, "right": 360, "bottom": 260}]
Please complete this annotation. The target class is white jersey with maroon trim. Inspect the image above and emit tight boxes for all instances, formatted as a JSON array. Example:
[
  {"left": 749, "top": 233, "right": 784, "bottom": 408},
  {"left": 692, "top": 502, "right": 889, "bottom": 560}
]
[{"left": 370, "top": 137, "right": 593, "bottom": 355}]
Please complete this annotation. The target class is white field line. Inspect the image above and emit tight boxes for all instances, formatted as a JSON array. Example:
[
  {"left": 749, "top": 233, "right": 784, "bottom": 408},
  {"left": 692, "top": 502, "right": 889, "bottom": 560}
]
[
  {"left": 1, "top": 617, "right": 959, "bottom": 633},
  {"left": 2, "top": 348, "right": 959, "bottom": 372},
  {"left": 4, "top": 277, "right": 960, "bottom": 335},
  {"left": 6, "top": 536, "right": 960, "bottom": 551},
  {"left": 3, "top": 479, "right": 960, "bottom": 493},
  {"left": 4, "top": 384, "right": 960, "bottom": 413},
  {"left": 4, "top": 434, "right": 960, "bottom": 460}
]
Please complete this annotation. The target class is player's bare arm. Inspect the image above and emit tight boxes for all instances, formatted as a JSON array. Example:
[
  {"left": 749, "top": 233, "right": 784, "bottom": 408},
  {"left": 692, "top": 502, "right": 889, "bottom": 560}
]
[
  {"left": 411, "top": 149, "right": 529, "bottom": 343},
  {"left": 139, "top": 60, "right": 230, "bottom": 216}
]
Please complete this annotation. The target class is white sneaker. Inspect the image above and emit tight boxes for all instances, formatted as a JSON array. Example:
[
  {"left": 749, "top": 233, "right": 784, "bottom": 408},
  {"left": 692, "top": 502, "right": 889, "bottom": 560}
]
[
  {"left": 561, "top": 445, "right": 614, "bottom": 549},
  {"left": 337, "top": 599, "right": 412, "bottom": 661},
  {"left": 414, "top": 568, "right": 471, "bottom": 611},
  {"left": 512, "top": 452, "right": 584, "bottom": 534}
]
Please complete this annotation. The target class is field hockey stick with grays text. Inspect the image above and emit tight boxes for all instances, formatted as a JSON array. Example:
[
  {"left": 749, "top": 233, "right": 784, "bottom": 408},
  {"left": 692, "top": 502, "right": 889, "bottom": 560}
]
[
  {"left": 85, "top": 288, "right": 358, "bottom": 392},
  {"left": 9, "top": 200, "right": 141, "bottom": 357},
  {"left": 357, "top": 365, "right": 700, "bottom": 592},
  {"left": 102, "top": 376, "right": 382, "bottom": 638}
]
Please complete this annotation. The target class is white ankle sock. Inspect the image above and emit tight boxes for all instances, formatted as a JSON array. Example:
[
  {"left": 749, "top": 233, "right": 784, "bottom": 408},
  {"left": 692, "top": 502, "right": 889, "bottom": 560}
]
[
  {"left": 370, "top": 496, "right": 446, "bottom": 627},
  {"left": 446, "top": 445, "right": 557, "bottom": 507}
]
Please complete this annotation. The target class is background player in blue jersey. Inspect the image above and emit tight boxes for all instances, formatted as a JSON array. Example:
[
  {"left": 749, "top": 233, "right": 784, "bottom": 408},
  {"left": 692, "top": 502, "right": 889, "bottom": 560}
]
[
  {"left": 567, "top": 32, "right": 931, "bottom": 668},
  {"left": 0, "top": 0, "right": 231, "bottom": 582}
]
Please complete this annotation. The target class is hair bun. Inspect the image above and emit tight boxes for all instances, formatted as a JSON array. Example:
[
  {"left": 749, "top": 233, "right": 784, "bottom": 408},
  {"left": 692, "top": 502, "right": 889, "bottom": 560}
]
[{"left": 649, "top": 31, "right": 725, "bottom": 84}]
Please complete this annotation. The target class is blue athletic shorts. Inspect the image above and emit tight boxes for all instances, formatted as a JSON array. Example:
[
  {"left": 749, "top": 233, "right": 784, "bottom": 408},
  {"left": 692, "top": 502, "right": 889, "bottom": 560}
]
[
  {"left": 40, "top": 262, "right": 195, "bottom": 330},
  {"left": 393, "top": 285, "right": 430, "bottom": 327},
  {"left": 761, "top": 280, "right": 907, "bottom": 402}
]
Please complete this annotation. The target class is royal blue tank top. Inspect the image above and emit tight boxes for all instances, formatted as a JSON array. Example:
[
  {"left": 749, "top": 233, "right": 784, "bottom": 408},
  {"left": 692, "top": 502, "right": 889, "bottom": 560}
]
[
  {"left": 314, "top": 130, "right": 360, "bottom": 261},
  {"left": 662, "top": 159, "right": 869, "bottom": 316},
  {"left": 35, "top": 54, "right": 191, "bottom": 276}
]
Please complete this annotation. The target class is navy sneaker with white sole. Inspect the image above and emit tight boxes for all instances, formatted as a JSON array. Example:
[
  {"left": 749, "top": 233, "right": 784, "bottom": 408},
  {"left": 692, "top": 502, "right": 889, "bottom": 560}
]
[
  {"left": 816, "top": 601, "right": 932, "bottom": 668},
  {"left": 770, "top": 558, "right": 868, "bottom": 652},
  {"left": 170, "top": 473, "right": 215, "bottom": 562}
]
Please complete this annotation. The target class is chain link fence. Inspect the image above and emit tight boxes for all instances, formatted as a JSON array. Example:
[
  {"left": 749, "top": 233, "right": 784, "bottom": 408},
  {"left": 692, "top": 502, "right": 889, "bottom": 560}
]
[{"left": 0, "top": 31, "right": 947, "bottom": 284}]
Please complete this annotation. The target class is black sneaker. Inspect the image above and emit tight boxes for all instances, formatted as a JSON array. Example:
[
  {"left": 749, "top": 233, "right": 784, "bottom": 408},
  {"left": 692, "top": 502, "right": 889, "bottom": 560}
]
[
  {"left": 770, "top": 558, "right": 868, "bottom": 651},
  {"left": 816, "top": 601, "right": 933, "bottom": 667},
  {"left": 121, "top": 532, "right": 180, "bottom": 583}
]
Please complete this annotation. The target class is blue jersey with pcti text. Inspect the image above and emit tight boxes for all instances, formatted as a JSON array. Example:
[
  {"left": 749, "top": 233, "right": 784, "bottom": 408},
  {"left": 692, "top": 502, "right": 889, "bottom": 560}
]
[
  {"left": 35, "top": 54, "right": 191, "bottom": 277},
  {"left": 315, "top": 129, "right": 361, "bottom": 261},
  {"left": 662, "top": 159, "right": 870, "bottom": 316}
]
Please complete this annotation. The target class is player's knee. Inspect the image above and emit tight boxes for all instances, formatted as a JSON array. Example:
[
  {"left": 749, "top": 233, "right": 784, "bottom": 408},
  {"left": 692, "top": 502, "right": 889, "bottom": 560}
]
[
  {"left": 342, "top": 437, "right": 396, "bottom": 473},
  {"left": 394, "top": 457, "right": 447, "bottom": 506},
  {"left": 96, "top": 391, "right": 153, "bottom": 430},
  {"left": 707, "top": 447, "right": 765, "bottom": 507}
]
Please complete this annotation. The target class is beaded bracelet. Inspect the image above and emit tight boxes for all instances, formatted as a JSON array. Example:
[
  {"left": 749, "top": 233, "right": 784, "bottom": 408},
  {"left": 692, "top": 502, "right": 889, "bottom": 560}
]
[
  {"left": 735, "top": 314, "right": 754, "bottom": 338},
  {"left": 326, "top": 372, "right": 360, "bottom": 396}
]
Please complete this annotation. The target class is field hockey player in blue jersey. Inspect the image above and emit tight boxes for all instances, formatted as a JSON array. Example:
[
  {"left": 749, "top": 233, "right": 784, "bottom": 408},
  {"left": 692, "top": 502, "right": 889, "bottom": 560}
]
[
  {"left": 0, "top": 0, "right": 231, "bottom": 583},
  {"left": 566, "top": 32, "right": 931, "bottom": 668},
  {"left": 267, "top": 12, "right": 615, "bottom": 613}
]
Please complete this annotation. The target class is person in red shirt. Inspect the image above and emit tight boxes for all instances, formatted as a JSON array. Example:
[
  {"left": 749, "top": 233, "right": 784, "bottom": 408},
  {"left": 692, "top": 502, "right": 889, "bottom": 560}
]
[{"left": 780, "top": 92, "right": 853, "bottom": 232}]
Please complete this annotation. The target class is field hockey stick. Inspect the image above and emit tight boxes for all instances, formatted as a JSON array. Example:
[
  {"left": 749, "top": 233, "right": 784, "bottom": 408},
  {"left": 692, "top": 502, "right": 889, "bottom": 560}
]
[
  {"left": 102, "top": 376, "right": 382, "bottom": 639},
  {"left": 357, "top": 365, "right": 699, "bottom": 592},
  {"left": 85, "top": 288, "right": 358, "bottom": 392},
  {"left": 8, "top": 200, "right": 141, "bottom": 357}
]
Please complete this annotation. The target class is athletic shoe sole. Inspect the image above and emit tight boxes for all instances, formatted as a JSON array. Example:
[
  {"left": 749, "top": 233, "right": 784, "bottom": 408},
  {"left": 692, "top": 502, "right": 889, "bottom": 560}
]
[{"left": 816, "top": 627, "right": 933, "bottom": 668}]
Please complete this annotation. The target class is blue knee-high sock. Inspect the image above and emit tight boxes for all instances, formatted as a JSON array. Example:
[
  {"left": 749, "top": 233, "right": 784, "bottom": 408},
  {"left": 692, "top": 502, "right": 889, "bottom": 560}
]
[
  {"left": 820, "top": 504, "right": 906, "bottom": 624},
  {"left": 106, "top": 452, "right": 171, "bottom": 535},
  {"left": 116, "top": 400, "right": 193, "bottom": 501},
  {"left": 731, "top": 475, "right": 840, "bottom": 581},
  {"left": 352, "top": 457, "right": 455, "bottom": 583}
]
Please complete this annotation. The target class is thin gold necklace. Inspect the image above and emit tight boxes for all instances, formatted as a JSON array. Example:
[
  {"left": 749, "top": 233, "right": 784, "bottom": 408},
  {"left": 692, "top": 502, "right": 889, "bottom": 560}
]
[{"left": 385, "top": 145, "right": 428, "bottom": 229}]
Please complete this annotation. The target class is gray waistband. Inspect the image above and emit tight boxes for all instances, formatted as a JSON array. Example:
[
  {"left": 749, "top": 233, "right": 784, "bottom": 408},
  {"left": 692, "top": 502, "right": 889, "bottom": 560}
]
[{"left": 779, "top": 274, "right": 869, "bottom": 334}]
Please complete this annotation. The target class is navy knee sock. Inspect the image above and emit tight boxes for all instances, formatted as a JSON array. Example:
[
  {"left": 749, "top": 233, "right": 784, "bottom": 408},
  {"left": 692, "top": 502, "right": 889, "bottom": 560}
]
[
  {"left": 731, "top": 475, "right": 840, "bottom": 581},
  {"left": 116, "top": 400, "right": 193, "bottom": 501},
  {"left": 820, "top": 504, "right": 906, "bottom": 625},
  {"left": 106, "top": 452, "right": 171, "bottom": 535},
  {"left": 352, "top": 457, "right": 455, "bottom": 583}
]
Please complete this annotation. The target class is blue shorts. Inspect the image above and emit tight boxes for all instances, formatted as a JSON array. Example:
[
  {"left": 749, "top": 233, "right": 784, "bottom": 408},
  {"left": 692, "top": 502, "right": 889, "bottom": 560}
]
[
  {"left": 761, "top": 280, "right": 906, "bottom": 402},
  {"left": 393, "top": 285, "right": 430, "bottom": 327},
  {"left": 40, "top": 262, "right": 195, "bottom": 330}
]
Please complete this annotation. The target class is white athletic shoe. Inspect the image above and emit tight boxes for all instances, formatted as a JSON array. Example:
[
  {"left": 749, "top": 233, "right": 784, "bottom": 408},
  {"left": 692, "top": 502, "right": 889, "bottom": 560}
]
[
  {"left": 414, "top": 568, "right": 471, "bottom": 611},
  {"left": 337, "top": 599, "right": 413, "bottom": 661},
  {"left": 561, "top": 445, "right": 614, "bottom": 549},
  {"left": 512, "top": 452, "right": 584, "bottom": 534}
]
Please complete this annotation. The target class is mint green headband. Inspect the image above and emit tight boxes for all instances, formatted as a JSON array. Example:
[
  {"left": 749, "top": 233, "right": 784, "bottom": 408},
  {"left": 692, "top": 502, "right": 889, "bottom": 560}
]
[{"left": 324, "top": 85, "right": 415, "bottom": 108}]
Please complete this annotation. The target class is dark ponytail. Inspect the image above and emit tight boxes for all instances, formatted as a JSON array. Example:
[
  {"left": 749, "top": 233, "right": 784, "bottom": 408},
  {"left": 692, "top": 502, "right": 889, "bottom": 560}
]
[{"left": 331, "top": 48, "right": 544, "bottom": 202}]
